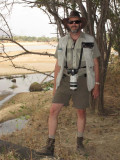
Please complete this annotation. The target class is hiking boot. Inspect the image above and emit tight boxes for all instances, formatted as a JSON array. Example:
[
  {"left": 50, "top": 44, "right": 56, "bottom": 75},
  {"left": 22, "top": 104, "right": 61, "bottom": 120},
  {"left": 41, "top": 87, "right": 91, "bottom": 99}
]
[
  {"left": 77, "top": 137, "right": 86, "bottom": 154},
  {"left": 39, "top": 138, "right": 55, "bottom": 156}
]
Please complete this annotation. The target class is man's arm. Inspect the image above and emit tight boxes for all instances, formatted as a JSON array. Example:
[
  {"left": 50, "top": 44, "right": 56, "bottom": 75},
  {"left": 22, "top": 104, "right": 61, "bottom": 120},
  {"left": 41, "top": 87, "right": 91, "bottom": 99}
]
[
  {"left": 92, "top": 58, "right": 100, "bottom": 99},
  {"left": 53, "top": 60, "right": 61, "bottom": 95}
]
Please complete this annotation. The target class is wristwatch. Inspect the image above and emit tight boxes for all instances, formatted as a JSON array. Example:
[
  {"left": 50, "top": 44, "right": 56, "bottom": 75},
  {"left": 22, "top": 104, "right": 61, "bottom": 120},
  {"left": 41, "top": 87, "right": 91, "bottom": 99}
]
[{"left": 95, "top": 82, "right": 100, "bottom": 85}]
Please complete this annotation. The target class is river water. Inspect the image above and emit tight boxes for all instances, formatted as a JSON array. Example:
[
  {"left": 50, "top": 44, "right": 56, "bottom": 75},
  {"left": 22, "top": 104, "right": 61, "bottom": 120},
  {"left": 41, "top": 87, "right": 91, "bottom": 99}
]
[
  {"left": 0, "top": 117, "right": 28, "bottom": 136},
  {"left": 0, "top": 73, "right": 54, "bottom": 106},
  {"left": 1, "top": 43, "right": 57, "bottom": 52}
]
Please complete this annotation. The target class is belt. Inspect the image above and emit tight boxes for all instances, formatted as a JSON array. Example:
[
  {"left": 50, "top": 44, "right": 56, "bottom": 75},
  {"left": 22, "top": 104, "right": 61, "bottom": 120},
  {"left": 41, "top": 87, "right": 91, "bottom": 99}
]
[{"left": 63, "top": 73, "right": 87, "bottom": 77}]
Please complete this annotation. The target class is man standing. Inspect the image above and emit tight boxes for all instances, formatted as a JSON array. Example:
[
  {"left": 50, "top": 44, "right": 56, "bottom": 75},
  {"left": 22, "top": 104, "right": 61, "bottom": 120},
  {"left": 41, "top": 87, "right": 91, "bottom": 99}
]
[{"left": 40, "top": 10, "right": 100, "bottom": 156}]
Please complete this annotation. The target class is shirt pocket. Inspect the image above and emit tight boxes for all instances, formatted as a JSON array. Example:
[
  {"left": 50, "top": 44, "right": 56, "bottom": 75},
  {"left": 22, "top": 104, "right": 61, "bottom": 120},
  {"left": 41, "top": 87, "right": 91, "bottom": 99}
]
[{"left": 83, "top": 48, "right": 94, "bottom": 67}]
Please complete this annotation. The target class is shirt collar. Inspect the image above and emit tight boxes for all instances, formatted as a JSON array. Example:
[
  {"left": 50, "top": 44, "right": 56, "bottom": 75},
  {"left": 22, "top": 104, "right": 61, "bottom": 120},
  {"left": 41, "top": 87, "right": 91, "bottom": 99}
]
[{"left": 68, "top": 31, "right": 85, "bottom": 40}]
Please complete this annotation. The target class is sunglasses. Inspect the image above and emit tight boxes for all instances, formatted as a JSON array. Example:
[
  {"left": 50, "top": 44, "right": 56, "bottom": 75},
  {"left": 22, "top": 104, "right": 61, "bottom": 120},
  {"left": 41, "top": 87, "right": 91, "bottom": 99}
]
[{"left": 68, "top": 20, "right": 81, "bottom": 24}]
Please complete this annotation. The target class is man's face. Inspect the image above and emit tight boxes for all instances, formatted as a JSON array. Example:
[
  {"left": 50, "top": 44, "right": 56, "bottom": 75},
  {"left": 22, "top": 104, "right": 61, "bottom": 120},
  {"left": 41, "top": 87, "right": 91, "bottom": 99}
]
[{"left": 68, "top": 17, "right": 82, "bottom": 33}]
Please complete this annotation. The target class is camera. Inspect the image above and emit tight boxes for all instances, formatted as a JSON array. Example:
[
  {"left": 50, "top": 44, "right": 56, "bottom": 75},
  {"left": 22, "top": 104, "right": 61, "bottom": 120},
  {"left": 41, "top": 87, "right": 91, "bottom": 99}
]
[
  {"left": 67, "top": 69, "right": 78, "bottom": 90},
  {"left": 65, "top": 42, "right": 94, "bottom": 90}
]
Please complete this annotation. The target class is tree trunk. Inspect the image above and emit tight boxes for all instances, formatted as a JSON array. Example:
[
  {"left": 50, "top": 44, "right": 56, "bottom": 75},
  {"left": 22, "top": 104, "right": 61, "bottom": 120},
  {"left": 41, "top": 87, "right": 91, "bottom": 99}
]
[
  {"left": 98, "top": 70, "right": 105, "bottom": 114},
  {"left": 89, "top": 78, "right": 104, "bottom": 115},
  {"left": 89, "top": 57, "right": 105, "bottom": 114}
]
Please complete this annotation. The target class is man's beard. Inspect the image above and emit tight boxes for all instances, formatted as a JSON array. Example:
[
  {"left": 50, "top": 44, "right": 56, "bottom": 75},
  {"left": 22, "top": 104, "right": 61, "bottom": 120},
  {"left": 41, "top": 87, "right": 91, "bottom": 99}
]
[{"left": 70, "top": 26, "right": 81, "bottom": 33}]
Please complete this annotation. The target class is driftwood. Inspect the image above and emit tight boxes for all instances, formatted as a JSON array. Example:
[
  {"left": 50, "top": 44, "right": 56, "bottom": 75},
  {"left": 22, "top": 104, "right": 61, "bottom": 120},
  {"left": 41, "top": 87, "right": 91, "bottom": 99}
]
[{"left": 0, "top": 139, "right": 53, "bottom": 160}]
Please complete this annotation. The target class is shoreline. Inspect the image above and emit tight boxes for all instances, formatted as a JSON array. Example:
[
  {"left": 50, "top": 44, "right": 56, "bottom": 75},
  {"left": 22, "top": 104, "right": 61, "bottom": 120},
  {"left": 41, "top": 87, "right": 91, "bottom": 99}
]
[{"left": 0, "top": 70, "right": 53, "bottom": 77}]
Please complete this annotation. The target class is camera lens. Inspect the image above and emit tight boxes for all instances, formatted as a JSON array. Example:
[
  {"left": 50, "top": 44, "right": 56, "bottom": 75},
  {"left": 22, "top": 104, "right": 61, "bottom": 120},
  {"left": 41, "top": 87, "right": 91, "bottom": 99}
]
[{"left": 70, "top": 75, "right": 77, "bottom": 90}]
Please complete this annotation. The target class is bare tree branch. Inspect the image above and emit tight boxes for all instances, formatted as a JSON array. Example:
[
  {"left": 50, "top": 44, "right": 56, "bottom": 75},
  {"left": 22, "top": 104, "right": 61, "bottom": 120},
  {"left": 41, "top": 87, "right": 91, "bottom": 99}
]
[
  {"left": 10, "top": 65, "right": 54, "bottom": 77},
  {"left": 0, "top": 13, "right": 13, "bottom": 38},
  {"left": 0, "top": 41, "right": 54, "bottom": 78},
  {"left": 40, "top": 70, "right": 54, "bottom": 84},
  {"left": 0, "top": 38, "right": 55, "bottom": 59},
  {"left": 0, "top": 28, "right": 10, "bottom": 38},
  {"left": 0, "top": 50, "right": 54, "bottom": 59}
]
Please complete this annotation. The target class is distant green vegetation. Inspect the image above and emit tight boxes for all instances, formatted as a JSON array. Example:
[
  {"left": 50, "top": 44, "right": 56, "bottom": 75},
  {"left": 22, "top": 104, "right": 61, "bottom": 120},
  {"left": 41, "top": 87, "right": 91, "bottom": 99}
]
[{"left": 13, "top": 36, "right": 57, "bottom": 42}]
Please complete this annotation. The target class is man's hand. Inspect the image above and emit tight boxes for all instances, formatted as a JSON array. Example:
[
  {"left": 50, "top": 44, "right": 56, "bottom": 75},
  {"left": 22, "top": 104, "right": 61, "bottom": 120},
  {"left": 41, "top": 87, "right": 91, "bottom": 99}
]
[{"left": 92, "top": 84, "right": 100, "bottom": 99}]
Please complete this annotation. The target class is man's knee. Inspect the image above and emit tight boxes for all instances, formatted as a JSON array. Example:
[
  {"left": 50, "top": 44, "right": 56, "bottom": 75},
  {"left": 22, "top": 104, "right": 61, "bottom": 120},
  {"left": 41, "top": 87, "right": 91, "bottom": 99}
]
[
  {"left": 77, "top": 109, "right": 86, "bottom": 119},
  {"left": 49, "top": 103, "right": 63, "bottom": 117}
]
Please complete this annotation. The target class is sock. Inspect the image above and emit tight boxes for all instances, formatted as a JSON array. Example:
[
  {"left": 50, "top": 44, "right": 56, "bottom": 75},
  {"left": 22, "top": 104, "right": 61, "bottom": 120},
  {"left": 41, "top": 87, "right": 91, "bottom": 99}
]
[
  {"left": 77, "top": 132, "right": 83, "bottom": 138},
  {"left": 49, "top": 135, "right": 55, "bottom": 139}
]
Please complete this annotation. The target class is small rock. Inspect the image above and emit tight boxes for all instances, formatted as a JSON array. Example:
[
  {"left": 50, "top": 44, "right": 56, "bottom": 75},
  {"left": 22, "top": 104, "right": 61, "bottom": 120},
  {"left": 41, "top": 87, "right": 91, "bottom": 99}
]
[
  {"left": 29, "top": 82, "right": 43, "bottom": 92},
  {"left": 12, "top": 79, "right": 16, "bottom": 83}
]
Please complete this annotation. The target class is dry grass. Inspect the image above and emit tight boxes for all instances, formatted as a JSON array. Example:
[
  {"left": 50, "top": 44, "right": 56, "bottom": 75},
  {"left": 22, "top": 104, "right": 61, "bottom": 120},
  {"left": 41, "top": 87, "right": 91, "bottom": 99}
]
[{"left": 0, "top": 56, "right": 120, "bottom": 160}]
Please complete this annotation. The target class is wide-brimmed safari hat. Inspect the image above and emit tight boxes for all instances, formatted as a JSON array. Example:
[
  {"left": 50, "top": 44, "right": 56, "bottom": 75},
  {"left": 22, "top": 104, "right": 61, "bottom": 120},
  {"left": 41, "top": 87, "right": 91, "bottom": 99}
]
[{"left": 62, "top": 10, "right": 87, "bottom": 29}]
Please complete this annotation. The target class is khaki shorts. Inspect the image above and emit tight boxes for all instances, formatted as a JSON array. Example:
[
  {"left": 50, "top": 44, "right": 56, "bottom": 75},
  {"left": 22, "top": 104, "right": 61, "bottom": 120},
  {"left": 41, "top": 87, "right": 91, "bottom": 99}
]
[{"left": 52, "top": 74, "right": 90, "bottom": 109}]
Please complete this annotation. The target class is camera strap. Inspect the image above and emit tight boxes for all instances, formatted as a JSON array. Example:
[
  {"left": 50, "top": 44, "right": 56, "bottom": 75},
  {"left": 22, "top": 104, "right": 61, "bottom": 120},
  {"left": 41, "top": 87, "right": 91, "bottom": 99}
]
[
  {"left": 65, "top": 47, "right": 68, "bottom": 69},
  {"left": 78, "top": 43, "right": 84, "bottom": 70}
]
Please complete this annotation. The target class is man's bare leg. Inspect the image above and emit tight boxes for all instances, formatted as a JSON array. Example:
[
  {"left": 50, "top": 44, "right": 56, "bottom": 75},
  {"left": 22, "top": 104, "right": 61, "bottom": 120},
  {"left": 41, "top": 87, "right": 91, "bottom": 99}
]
[
  {"left": 48, "top": 103, "right": 64, "bottom": 137},
  {"left": 77, "top": 109, "right": 86, "bottom": 133},
  {"left": 77, "top": 109, "right": 86, "bottom": 135},
  {"left": 76, "top": 109, "right": 86, "bottom": 152},
  {"left": 39, "top": 103, "right": 63, "bottom": 156}
]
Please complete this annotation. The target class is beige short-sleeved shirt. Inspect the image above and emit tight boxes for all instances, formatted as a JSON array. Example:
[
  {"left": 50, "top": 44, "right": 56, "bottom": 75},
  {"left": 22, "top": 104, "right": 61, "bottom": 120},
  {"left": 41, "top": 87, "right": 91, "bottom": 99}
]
[{"left": 55, "top": 32, "right": 100, "bottom": 76}]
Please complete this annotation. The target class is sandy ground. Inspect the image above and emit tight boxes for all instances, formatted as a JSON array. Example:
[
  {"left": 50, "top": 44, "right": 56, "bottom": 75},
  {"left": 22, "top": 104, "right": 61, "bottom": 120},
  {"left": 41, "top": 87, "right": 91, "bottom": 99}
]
[{"left": 0, "top": 49, "right": 56, "bottom": 76}]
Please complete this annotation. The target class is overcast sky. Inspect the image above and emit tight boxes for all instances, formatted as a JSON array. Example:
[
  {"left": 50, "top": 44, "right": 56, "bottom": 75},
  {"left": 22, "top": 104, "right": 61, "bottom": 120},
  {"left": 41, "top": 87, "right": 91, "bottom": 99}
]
[{"left": 7, "top": 4, "right": 56, "bottom": 37}]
